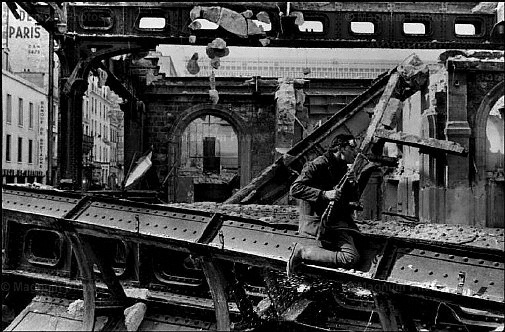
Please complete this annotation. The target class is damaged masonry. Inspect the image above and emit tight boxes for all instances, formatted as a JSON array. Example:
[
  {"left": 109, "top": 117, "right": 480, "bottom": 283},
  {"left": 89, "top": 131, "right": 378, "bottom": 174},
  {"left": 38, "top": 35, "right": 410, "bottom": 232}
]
[{"left": 2, "top": 2, "right": 504, "bottom": 332}]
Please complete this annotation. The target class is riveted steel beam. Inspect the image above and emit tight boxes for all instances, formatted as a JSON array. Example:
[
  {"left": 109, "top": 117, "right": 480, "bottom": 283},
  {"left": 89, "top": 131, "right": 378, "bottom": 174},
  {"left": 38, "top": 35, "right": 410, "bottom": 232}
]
[
  {"left": 2, "top": 186, "right": 504, "bottom": 320},
  {"left": 17, "top": 2, "right": 504, "bottom": 50}
]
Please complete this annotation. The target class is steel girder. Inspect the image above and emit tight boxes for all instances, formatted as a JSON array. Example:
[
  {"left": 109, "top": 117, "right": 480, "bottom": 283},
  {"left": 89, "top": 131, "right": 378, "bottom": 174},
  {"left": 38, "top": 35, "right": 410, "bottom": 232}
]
[
  {"left": 15, "top": 2, "right": 505, "bottom": 50},
  {"left": 2, "top": 186, "right": 504, "bottom": 331}
]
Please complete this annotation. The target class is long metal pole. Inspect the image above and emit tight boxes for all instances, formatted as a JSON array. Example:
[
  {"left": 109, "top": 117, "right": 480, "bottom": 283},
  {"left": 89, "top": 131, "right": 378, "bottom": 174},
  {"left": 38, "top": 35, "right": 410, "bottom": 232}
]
[{"left": 47, "top": 6, "right": 54, "bottom": 185}]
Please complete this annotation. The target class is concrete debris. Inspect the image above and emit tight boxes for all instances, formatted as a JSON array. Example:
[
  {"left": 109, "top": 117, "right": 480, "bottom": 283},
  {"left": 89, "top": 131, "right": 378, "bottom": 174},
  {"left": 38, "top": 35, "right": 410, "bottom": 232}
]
[
  {"left": 290, "top": 11, "right": 304, "bottom": 26},
  {"left": 280, "top": 298, "right": 313, "bottom": 321},
  {"left": 199, "top": 6, "right": 270, "bottom": 38},
  {"left": 219, "top": 7, "right": 248, "bottom": 38},
  {"left": 275, "top": 80, "right": 297, "bottom": 149},
  {"left": 256, "top": 11, "right": 271, "bottom": 24},
  {"left": 188, "top": 20, "right": 201, "bottom": 30},
  {"left": 471, "top": 2, "right": 499, "bottom": 13},
  {"left": 202, "top": 6, "right": 221, "bottom": 23},
  {"left": 247, "top": 19, "right": 265, "bottom": 35},
  {"left": 208, "top": 37, "right": 227, "bottom": 50},
  {"left": 206, "top": 38, "right": 230, "bottom": 59},
  {"left": 190, "top": 6, "right": 201, "bottom": 20},
  {"left": 438, "top": 50, "right": 467, "bottom": 62},
  {"left": 254, "top": 297, "right": 274, "bottom": 319},
  {"left": 209, "top": 89, "right": 219, "bottom": 104},
  {"left": 210, "top": 57, "right": 220, "bottom": 69},
  {"left": 124, "top": 288, "right": 150, "bottom": 300},
  {"left": 440, "top": 50, "right": 505, "bottom": 62},
  {"left": 241, "top": 9, "right": 253, "bottom": 19},
  {"left": 188, "top": 35, "right": 196, "bottom": 44},
  {"left": 395, "top": 54, "right": 429, "bottom": 100},
  {"left": 67, "top": 299, "right": 84, "bottom": 316},
  {"left": 186, "top": 52, "right": 200, "bottom": 75},
  {"left": 296, "top": 283, "right": 311, "bottom": 293},
  {"left": 259, "top": 38, "right": 270, "bottom": 46},
  {"left": 7, "top": 182, "right": 62, "bottom": 191},
  {"left": 124, "top": 302, "right": 147, "bottom": 332}
]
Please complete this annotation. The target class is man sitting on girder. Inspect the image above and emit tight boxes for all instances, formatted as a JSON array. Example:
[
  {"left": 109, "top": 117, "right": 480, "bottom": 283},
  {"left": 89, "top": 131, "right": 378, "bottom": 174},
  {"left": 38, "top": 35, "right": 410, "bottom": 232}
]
[{"left": 287, "top": 134, "right": 365, "bottom": 277}]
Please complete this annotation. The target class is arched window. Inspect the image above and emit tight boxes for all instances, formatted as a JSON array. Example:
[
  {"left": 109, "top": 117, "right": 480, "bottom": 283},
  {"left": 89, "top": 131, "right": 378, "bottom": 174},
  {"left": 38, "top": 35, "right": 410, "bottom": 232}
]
[
  {"left": 179, "top": 114, "right": 239, "bottom": 202},
  {"left": 181, "top": 115, "right": 238, "bottom": 173},
  {"left": 485, "top": 96, "right": 504, "bottom": 173},
  {"left": 475, "top": 85, "right": 504, "bottom": 227}
]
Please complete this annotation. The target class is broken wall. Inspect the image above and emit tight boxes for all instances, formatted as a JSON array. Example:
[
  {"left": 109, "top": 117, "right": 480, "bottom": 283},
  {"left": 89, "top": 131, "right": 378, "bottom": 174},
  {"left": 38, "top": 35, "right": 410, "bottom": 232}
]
[{"left": 419, "top": 58, "right": 504, "bottom": 227}]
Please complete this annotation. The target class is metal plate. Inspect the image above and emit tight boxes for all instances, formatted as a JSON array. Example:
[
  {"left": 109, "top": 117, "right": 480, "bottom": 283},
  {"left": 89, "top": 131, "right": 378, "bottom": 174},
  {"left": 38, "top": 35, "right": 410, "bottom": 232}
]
[
  {"left": 76, "top": 202, "right": 210, "bottom": 242},
  {"left": 208, "top": 220, "right": 315, "bottom": 261},
  {"left": 2, "top": 189, "right": 79, "bottom": 219},
  {"left": 389, "top": 248, "right": 504, "bottom": 302}
]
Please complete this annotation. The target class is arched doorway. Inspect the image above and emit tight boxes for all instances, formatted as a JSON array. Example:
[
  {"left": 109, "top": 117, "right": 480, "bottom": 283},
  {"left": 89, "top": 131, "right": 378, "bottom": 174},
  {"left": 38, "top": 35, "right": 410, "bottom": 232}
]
[
  {"left": 475, "top": 83, "right": 504, "bottom": 228},
  {"left": 484, "top": 96, "right": 504, "bottom": 227},
  {"left": 168, "top": 104, "right": 251, "bottom": 203},
  {"left": 180, "top": 115, "right": 239, "bottom": 202}
]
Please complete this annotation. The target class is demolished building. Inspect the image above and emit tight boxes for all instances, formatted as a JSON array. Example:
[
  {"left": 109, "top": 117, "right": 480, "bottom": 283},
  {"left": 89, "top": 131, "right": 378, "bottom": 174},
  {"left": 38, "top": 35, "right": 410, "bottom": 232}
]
[{"left": 2, "top": 2, "right": 504, "bottom": 331}]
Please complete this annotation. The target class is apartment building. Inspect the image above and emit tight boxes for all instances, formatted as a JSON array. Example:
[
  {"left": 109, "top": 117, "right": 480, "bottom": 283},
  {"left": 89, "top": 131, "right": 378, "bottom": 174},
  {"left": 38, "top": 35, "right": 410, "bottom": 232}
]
[
  {"left": 82, "top": 71, "right": 123, "bottom": 190},
  {"left": 2, "top": 69, "right": 47, "bottom": 184}
]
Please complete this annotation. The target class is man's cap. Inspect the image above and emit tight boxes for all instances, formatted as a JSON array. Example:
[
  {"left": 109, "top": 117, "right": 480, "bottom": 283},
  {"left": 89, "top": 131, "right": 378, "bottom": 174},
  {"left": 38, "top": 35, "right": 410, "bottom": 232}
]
[{"left": 328, "top": 134, "right": 356, "bottom": 151}]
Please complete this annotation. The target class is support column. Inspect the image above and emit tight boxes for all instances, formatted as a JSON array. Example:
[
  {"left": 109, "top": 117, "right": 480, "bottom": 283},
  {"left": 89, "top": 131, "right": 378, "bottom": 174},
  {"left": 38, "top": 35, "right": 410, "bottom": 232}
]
[
  {"left": 58, "top": 78, "right": 87, "bottom": 189},
  {"left": 122, "top": 100, "right": 144, "bottom": 181},
  {"left": 445, "top": 66, "right": 472, "bottom": 224}
]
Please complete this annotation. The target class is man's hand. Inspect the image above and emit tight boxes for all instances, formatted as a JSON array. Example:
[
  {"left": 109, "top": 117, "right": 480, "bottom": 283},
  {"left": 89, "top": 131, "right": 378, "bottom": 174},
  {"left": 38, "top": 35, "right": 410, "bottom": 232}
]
[{"left": 323, "top": 189, "right": 342, "bottom": 201}]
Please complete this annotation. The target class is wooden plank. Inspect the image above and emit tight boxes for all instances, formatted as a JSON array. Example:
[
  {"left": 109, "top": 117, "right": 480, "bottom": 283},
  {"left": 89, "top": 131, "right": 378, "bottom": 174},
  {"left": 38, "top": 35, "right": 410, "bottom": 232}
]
[
  {"left": 360, "top": 72, "right": 400, "bottom": 153},
  {"left": 374, "top": 129, "right": 467, "bottom": 155}
]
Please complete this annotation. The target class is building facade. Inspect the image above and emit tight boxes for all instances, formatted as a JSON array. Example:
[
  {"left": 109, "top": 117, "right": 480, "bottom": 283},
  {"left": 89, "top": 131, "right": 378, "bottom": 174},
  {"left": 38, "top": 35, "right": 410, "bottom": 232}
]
[
  {"left": 2, "top": 69, "right": 47, "bottom": 184},
  {"left": 82, "top": 71, "right": 123, "bottom": 190},
  {"left": 108, "top": 92, "right": 125, "bottom": 189},
  {"left": 181, "top": 56, "right": 404, "bottom": 79},
  {"left": 2, "top": 3, "right": 59, "bottom": 184}
]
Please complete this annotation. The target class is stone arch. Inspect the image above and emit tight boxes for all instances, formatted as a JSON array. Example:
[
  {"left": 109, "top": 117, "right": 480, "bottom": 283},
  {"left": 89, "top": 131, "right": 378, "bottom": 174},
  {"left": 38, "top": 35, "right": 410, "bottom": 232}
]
[
  {"left": 474, "top": 81, "right": 504, "bottom": 180},
  {"left": 473, "top": 81, "right": 504, "bottom": 228},
  {"left": 169, "top": 103, "right": 252, "bottom": 193}
]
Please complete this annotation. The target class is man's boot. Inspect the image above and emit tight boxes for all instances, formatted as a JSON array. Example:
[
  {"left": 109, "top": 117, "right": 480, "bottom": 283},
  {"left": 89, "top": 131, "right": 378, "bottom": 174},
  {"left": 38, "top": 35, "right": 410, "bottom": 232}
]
[{"left": 287, "top": 244, "right": 337, "bottom": 278}]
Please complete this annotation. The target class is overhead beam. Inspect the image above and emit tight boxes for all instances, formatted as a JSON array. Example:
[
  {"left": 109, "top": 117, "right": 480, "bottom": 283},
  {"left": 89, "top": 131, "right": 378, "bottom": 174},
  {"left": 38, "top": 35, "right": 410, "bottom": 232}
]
[
  {"left": 17, "top": 2, "right": 504, "bottom": 50},
  {"left": 374, "top": 129, "right": 468, "bottom": 155}
]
